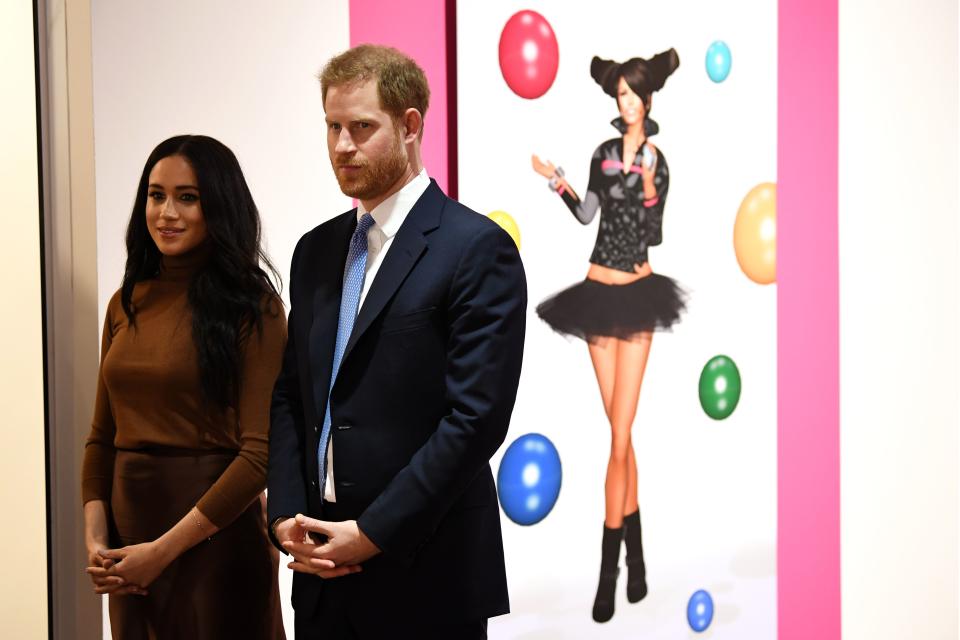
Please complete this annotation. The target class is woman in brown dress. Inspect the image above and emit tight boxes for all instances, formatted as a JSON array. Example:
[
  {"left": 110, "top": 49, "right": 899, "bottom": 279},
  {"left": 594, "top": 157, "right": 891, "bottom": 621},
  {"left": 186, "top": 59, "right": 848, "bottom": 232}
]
[{"left": 82, "top": 135, "right": 286, "bottom": 638}]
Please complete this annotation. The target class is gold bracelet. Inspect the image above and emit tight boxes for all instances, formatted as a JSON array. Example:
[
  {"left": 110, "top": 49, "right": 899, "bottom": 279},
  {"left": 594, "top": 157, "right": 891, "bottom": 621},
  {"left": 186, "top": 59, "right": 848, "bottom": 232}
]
[{"left": 192, "top": 509, "right": 212, "bottom": 541}]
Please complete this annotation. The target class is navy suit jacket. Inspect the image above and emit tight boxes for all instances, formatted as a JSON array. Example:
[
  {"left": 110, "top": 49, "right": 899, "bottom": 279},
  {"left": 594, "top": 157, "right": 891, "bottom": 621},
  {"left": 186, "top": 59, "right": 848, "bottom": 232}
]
[{"left": 267, "top": 180, "right": 527, "bottom": 623}]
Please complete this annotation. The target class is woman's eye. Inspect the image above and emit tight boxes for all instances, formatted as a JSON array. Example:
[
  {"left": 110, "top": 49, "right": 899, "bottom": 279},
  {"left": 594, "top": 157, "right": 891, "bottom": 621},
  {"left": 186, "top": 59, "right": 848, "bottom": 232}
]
[
  {"left": 180, "top": 193, "right": 199, "bottom": 202},
  {"left": 148, "top": 191, "right": 165, "bottom": 201}
]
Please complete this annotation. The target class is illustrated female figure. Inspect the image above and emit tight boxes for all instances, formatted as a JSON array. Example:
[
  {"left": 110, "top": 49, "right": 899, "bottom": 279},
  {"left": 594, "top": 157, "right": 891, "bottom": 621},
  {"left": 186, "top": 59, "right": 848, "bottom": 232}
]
[
  {"left": 82, "top": 135, "right": 286, "bottom": 638},
  {"left": 532, "top": 49, "right": 683, "bottom": 623}
]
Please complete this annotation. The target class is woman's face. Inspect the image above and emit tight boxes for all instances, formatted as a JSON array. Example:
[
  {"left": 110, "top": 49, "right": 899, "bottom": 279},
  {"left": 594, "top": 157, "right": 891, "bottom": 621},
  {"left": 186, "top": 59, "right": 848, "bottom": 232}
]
[
  {"left": 617, "top": 76, "right": 646, "bottom": 126},
  {"left": 145, "top": 155, "right": 208, "bottom": 256}
]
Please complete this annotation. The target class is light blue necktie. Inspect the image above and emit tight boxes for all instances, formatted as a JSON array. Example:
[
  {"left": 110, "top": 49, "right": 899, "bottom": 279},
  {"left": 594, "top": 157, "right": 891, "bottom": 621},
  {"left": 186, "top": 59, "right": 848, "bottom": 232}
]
[{"left": 318, "top": 213, "right": 376, "bottom": 496}]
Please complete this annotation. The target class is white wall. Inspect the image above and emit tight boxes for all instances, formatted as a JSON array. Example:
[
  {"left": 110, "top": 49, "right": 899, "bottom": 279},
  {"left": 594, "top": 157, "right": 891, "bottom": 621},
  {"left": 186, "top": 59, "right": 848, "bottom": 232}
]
[
  {"left": 92, "top": 2, "right": 352, "bottom": 311},
  {"left": 0, "top": 1, "right": 49, "bottom": 638},
  {"left": 839, "top": 0, "right": 959, "bottom": 638},
  {"left": 90, "top": 2, "right": 350, "bottom": 635}
]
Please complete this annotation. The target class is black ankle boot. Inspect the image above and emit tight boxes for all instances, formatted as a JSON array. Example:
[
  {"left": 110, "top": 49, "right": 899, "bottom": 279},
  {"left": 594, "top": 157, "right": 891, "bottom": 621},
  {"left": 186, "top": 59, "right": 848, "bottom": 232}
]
[
  {"left": 592, "top": 525, "right": 623, "bottom": 623},
  {"left": 623, "top": 510, "right": 648, "bottom": 602}
]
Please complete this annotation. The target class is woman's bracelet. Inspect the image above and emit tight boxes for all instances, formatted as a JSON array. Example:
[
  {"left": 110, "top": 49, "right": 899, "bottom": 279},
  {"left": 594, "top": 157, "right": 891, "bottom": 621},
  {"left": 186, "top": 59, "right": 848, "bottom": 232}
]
[
  {"left": 547, "top": 166, "right": 565, "bottom": 192},
  {"left": 192, "top": 509, "right": 212, "bottom": 541}
]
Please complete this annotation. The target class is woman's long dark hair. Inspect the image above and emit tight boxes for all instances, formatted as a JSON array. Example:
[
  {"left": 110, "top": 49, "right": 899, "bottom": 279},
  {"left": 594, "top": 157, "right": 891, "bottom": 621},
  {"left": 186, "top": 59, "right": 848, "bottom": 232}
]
[{"left": 121, "top": 135, "right": 281, "bottom": 410}]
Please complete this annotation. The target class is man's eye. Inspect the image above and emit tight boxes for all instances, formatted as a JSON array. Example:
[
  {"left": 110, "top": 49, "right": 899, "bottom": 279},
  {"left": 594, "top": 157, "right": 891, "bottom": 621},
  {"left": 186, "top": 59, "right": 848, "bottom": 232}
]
[
  {"left": 329, "top": 123, "right": 341, "bottom": 131},
  {"left": 358, "top": 122, "right": 370, "bottom": 129}
]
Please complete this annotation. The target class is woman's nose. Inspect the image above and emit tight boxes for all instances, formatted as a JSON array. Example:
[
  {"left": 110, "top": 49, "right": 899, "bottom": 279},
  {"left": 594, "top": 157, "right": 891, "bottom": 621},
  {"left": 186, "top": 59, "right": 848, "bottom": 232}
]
[{"left": 161, "top": 198, "right": 178, "bottom": 218}]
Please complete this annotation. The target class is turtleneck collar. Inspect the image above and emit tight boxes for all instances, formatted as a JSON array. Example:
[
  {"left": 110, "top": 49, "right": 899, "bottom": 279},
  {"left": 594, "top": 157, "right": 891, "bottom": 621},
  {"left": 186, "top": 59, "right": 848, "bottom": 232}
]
[{"left": 158, "top": 243, "right": 212, "bottom": 283}]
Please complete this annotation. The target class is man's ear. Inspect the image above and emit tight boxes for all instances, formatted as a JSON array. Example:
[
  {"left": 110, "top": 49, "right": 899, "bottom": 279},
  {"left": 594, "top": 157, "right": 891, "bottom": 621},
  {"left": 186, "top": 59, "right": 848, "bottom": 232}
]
[{"left": 402, "top": 108, "right": 423, "bottom": 143}]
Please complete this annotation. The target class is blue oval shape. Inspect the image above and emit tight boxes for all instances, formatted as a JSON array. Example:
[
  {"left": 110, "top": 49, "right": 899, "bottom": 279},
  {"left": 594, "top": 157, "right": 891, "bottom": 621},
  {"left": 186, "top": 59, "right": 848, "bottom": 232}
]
[
  {"left": 497, "top": 433, "right": 562, "bottom": 526},
  {"left": 687, "top": 589, "right": 715, "bottom": 632},
  {"left": 705, "top": 41, "right": 732, "bottom": 83}
]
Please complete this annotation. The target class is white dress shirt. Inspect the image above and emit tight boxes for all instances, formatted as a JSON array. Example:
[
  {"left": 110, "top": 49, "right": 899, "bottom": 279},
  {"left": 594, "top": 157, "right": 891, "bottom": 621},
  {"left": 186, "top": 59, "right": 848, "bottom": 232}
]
[{"left": 325, "top": 168, "right": 431, "bottom": 502}]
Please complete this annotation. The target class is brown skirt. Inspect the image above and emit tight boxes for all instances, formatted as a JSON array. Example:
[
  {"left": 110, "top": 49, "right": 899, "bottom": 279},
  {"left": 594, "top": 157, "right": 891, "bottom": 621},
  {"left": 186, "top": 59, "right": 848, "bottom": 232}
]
[{"left": 108, "top": 449, "right": 285, "bottom": 640}]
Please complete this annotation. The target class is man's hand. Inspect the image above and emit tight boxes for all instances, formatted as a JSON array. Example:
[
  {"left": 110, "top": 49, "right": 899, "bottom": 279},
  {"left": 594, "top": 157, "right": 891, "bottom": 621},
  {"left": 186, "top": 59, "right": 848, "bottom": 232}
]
[
  {"left": 274, "top": 516, "right": 308, "bottom": 547},
  {"left": 281, "top": 514, "right": 380, "bottom": 577},
  {"left": 275, "top": 516, "right": 341, "bottom": 576}
]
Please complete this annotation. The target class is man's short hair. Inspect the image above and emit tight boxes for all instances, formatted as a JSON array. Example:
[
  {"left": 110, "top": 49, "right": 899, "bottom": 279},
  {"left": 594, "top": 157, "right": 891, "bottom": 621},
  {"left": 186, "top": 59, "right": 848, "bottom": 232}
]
[{"left": 320, "top": 44, "right": 430, "bottom": 126}]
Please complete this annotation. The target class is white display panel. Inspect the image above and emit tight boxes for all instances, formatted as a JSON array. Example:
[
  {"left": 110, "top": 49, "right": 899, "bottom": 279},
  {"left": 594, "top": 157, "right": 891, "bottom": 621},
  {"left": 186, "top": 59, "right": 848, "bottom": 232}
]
[{"left": 458, "top": 1, "right": 778, "bottom": 637}]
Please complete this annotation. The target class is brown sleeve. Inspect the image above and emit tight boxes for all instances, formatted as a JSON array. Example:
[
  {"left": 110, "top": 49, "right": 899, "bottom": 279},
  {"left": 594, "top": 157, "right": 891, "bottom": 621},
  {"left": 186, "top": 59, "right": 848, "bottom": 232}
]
[
  {"left": 81, "top": 293, "right": 120, "bottom": 505},
  {"left": 195, "top": 298, "right": 288, "bottom": 528}
]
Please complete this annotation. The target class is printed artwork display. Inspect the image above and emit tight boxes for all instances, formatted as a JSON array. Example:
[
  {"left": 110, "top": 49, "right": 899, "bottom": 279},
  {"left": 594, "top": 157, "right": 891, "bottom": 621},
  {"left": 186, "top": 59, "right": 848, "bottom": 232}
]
[{"left": 458, "top": 2, "right": 778, "bottom": 636}]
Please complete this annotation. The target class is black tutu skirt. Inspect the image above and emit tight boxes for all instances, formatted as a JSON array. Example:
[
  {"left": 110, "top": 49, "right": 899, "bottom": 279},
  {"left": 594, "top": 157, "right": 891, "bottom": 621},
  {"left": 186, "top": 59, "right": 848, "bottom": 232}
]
[{"left": 536, "top": 273, "right": 686, "bottom": 342}]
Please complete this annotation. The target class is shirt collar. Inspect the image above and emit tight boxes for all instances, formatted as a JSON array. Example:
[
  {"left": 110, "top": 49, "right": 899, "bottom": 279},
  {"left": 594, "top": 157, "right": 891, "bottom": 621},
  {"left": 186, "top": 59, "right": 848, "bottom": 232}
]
[
  {"left": 356, "top": 168, "right": 430, "bottom": 239},
  {"left": 610, "top": 116, "right": 660, "bottom": 137}
]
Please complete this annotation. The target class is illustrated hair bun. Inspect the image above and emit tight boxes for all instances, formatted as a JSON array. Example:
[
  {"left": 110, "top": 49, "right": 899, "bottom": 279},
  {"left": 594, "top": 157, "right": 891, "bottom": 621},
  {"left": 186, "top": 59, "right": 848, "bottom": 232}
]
[
  {"left": 591, "top": 48, "right": 680, "bottom": 98},
  {"left": 590, "top": 56, "right": 621, "bottom": 97},
  {"left": 645, "top": 48, "right": 680, "bottom": 92}
]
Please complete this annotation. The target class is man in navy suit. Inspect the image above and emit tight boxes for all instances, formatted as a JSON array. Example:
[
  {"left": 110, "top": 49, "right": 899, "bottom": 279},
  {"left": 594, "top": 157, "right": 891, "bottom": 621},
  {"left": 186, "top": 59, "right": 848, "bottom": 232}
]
[{"left": 267, "top": 45, "right": 527, "bottom": 639}]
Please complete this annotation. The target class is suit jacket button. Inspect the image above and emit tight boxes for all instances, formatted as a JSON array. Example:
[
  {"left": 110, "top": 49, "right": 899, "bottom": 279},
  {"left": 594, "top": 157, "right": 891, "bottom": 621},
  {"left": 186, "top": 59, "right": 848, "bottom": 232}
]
[
  {"left": 310, "top": 479, "right": 319, "bottom": 490},
  {"left": 314, "top": 424, "right": 320, "bottom": 433}
]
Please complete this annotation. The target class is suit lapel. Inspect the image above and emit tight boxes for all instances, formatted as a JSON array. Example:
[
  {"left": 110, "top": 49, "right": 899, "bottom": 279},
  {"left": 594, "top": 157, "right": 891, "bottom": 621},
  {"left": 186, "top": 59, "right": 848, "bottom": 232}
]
[
  {"left": 339, "top": 181, "right": 444, "bottom": 369},
  {"left": 308, "top": 211, "right": 357, "bottom": 420}
]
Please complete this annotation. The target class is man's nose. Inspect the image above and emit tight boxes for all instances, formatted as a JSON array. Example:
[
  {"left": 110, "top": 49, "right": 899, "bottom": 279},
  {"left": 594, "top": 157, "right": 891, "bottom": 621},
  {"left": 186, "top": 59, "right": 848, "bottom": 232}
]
[{"left": 335, "top": 130, "right": 356, "bottom": 154}]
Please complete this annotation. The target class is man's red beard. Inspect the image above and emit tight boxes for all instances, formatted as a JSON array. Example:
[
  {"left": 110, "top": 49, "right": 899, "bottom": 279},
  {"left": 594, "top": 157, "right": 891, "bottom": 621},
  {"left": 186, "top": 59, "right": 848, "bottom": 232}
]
[{"left": 333, "top": 137, "right": 407, "bottom": 202}]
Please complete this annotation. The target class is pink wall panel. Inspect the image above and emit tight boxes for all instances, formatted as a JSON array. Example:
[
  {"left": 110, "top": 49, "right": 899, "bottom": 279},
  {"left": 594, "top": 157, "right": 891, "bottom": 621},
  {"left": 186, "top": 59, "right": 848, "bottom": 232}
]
[
  {"left": 778, "top": 0, "right": 841, "bottom": 638},
  {"left": 349, "top": 0, "right": 454, "bottom": 196}
]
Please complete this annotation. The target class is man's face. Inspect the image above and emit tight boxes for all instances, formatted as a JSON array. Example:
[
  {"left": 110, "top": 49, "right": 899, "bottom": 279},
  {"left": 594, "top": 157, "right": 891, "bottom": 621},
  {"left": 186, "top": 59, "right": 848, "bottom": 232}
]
[{"left": 324, "top": 79, "right": 407, "bottom": 203}]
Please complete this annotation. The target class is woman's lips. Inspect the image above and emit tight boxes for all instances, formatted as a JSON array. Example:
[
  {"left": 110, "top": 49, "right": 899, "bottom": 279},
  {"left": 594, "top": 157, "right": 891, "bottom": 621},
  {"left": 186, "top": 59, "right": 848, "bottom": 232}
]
[{"left": 158, "top": 228, "right": 185, "bottom": 238}]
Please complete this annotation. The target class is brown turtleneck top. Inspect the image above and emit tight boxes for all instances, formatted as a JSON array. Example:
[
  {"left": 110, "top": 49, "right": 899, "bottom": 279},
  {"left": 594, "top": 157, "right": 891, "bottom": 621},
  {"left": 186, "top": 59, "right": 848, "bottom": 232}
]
[{"left": 81, "top": 250, "right": 287, "bottom": 528}]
